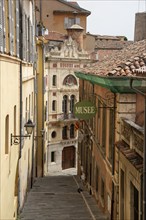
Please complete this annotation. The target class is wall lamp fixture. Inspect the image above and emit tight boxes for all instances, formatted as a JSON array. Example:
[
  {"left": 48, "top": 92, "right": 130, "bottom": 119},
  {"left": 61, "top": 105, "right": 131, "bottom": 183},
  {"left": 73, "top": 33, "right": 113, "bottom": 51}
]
[{"left": 11, "top": 119, "right": 35, "bottom": 145}]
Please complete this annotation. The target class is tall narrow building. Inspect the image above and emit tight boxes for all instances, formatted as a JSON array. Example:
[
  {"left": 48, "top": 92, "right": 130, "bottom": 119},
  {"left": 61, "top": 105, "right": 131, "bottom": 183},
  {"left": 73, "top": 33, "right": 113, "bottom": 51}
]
[{"left": 44, "top": 26, "right": 91, "bottom": 174}]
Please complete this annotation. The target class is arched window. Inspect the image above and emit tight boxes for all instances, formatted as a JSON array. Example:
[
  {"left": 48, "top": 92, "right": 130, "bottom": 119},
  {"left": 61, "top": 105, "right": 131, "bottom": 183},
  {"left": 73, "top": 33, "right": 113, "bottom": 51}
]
[
  {"left": 70, "top": 95, "right": 75, "bottom": 113},
  {"left": 63, "top": 75, "right": 77, "bottom": 86},
  {"left": 62, "top": 126, "right": 68, "bottom": 139},
  {"left": 51, "top": 131, "right": 57, "bottom": 138},
  {"left": 62, "top": 95, "right": 68, "bottom": 114},
  {"left": 14, "top": 105, "right": 16, "bottom": 136},
  {"left": 70, "top": 124, "right": 75, "bottom": 138},
  {"left": 52, "top": 75, "right": 57, "bottom": 86},
  {"left": 52, "top": 100, "right": 56, "bottom": 111},
  {"left": 5, "top": 115, "right": 9, "bottom": 153}
]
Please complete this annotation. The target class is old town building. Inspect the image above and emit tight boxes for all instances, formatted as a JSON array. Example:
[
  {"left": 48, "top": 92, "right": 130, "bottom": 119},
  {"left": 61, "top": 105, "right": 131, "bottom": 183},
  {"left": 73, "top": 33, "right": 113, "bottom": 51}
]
[
  {"left": 44, "top": 25, "right": 92, "bottom": 174},
  {"left": 35, "top": 0, "right": 90, "bottom": 49},
  {"left": 75, "top": 39, "right": 146, "bottom": 219},
  {"left": 0, "top": 0, "right": 36, "bottom": 219}
]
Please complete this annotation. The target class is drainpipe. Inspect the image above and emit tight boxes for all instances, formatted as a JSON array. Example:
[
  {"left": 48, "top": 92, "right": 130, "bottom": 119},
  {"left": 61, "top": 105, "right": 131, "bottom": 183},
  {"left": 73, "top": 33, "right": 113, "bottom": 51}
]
[
  {"left": 111, "top": 94, "right": 116, "bottom": 220},
  {"left": 17, "top": 0, "right": 23, "bottom": 213},
  {"left": 130, "top": 78, "right": 146, "bottom": 220}
]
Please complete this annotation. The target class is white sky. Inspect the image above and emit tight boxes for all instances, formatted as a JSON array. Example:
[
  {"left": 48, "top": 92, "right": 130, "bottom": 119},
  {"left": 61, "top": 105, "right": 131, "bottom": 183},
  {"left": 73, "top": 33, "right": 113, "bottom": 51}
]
[{"left": 78, "top": 0, "right": 146, "bottom": 40}]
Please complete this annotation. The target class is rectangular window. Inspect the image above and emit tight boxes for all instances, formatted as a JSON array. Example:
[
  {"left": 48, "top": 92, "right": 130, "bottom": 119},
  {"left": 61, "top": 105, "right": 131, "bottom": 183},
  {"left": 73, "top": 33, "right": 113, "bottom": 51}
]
[
  {"left": 51, "top": 151, "right": 55, "bottom": 162},
  {"left": 0, "top": 0, "right": 4, "bottom": 52},
  {"left": 120, "top": 169, "right": 125, "bottom": 220},
  {"left": 102, "top": 103, "right": 106, "bottom": 153},
  {"left": 130, "top": 182, "right": 139, "bottom": 220},
  {"left": 15, "top": 0, "right": 20, "bottom": 57},
  {"left": 96, "top": 166, "right": 99, "bottom": 192},
  {"left": 101, "top": 178, "right": 105, "bottom": 201},
  {"left": 108, "top": 109, "right": 114, "bottom": 163},
  {"left": 64, "top": 17, "right": 80, "bottom": 29}
]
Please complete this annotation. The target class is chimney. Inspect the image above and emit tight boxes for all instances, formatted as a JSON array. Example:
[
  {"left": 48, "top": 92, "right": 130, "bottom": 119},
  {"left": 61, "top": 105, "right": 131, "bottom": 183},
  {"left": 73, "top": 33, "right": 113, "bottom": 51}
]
[
  {"left": 66, "top": 24, "right": 84, "bottom": 51},
  {"left": 134, "top": 12, "right": 146, "bottom": 41}
]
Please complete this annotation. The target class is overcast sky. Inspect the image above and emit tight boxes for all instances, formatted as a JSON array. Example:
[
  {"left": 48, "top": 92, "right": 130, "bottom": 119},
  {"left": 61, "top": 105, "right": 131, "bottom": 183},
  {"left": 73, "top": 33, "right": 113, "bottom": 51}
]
[{"left": 78, "top": 0, "right": 146, "bottom": 40}]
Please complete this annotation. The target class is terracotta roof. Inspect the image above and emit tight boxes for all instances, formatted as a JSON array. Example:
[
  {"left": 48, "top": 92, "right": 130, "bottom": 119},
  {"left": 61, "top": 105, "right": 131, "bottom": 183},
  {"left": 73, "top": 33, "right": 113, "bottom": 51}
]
[
  {"left": 95, "top": 40, "right": 132, "bottom": 50},
  {"left": 56, "top": 0, "right": 91, "bottom": 15},
  {"left": 116, "top": 140, "right": 143, "bottom": 172},
  {"left": 45, "top": 31, "right": 67, "bottom": 41},
  {"left": 79, "top": 39, "right": 146, "bottom": 78}
]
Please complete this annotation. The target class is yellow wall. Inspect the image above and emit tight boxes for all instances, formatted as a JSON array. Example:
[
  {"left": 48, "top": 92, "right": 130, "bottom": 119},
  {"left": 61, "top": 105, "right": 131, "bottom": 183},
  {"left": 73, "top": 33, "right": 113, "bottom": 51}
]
[{"left": 0, "top": 55, "right": 20, "bottom": 219}]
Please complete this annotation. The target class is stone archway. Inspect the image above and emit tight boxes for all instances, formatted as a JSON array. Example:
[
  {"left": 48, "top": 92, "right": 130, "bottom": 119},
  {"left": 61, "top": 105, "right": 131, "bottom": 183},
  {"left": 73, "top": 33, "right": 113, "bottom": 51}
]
[{"left": 62, "top": 146, "right": 75, "bottom": 170}]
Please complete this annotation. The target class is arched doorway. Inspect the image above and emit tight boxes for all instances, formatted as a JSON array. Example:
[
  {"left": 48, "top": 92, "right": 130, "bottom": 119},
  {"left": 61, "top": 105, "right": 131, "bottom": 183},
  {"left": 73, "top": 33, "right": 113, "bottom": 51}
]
[{"left": 62, "top": 146, "right": 75, "bottom": 170}]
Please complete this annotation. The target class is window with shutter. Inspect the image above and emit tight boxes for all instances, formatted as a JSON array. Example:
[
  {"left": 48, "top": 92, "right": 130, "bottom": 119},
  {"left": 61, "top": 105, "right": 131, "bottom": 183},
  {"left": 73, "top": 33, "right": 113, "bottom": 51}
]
[
  {"left": 2, "top": 0, "right": 6, "bottom": 52},
  {"left": 64, "top": 17, "right": 68, "bottom": 29},
  {"left": 0, "top": 0, "right": 4, "bottom": 52},
  {"left": 26, "top": 16, "right": 29, "bottom": 62},
  {"left": 8, "top": 0, "right": 13, "bottom": 55},
  {"left": 15, "top": 0, "right": 19, "bottom": 57},
  {"left": 22, "top": 11, "right": 26, "bottom": 61},
  {"left": 28, "top": 18, "right": 33, "bottom": 63},
  {"left": 30, "top": 25, "right": 33, "bottom": 63},
  {"left": 11, "top": 0, "right": 14, "bottom": 55},
  {"left": 76, "top": 17, "right": 80, "bottom": 25}
]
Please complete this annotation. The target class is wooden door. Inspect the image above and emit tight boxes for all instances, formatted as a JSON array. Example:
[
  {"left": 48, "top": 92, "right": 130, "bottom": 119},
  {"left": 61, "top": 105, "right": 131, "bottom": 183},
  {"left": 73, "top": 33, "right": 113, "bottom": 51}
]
[{"left": 62, "top": 146, "right": 75, "bottom": 170}]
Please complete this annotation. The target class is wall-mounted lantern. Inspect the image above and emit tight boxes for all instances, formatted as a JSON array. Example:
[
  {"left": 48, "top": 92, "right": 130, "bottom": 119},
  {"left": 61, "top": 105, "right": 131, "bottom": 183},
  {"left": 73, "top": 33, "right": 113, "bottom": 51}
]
[{"left": 11, "top": 119, "right": 35, "bottom": 145}]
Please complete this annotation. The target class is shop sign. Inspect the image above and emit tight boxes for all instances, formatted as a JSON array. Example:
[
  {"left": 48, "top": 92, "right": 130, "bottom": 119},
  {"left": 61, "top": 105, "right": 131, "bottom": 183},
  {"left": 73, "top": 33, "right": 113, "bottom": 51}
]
[{"left": 74, "top": 100, "right": 97, "bottom": 120}]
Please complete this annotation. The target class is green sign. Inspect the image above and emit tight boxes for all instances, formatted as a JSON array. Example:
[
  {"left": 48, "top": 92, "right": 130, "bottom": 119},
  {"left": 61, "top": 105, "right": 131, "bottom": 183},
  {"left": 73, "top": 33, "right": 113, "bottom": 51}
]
[{"left": 74, "top": 100, "right": 97, "bottom": 120}]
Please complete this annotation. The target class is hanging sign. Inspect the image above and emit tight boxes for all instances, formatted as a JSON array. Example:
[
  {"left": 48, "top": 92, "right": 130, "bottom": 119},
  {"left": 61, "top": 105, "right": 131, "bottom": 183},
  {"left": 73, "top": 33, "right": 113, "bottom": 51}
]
[{"left": 74, "top": 100, "right": 97, "bottom": 120}]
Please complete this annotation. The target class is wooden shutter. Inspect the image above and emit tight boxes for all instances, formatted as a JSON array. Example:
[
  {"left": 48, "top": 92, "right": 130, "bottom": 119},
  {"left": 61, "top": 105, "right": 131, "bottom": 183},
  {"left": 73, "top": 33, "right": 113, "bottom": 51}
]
[
  {"left": 15, "top": 0, "right": 19, "bottom": 57},
  {"left": 30, "top": 24, "right": 33, "bottom": 63},
  {"left": 0, "top": 0, "right": 3, "bottom": 52},
  {"left": 8, "top": 0, "right": 13, "bottom": 55},
  {"left": 26, "top": 16, "right": 29, "bottom": 62},
  {"left": 2, "top": 0, "right": 6, "bottom": 52},
  {"left": 22, "top": 11, "right": 26, "bottom": 60}
]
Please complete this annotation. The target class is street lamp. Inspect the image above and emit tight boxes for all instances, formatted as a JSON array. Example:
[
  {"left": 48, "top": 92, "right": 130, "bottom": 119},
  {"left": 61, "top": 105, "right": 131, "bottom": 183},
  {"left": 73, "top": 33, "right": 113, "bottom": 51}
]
[{"left": 11, "top": 119, "right": 35, "bottom": 145}]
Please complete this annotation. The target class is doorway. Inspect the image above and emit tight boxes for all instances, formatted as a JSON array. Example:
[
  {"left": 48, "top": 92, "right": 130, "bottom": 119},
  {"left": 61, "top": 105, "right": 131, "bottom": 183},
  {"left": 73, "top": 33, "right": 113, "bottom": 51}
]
[{"left": 62, "top": 146, "right": 75, "bottom": 170}]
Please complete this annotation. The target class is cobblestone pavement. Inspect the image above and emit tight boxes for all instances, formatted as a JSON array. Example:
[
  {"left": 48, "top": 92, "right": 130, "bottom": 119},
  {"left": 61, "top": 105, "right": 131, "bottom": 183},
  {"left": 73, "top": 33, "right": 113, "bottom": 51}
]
[{"left": 20, "top": 169, "right": 108, "bottom": 220}]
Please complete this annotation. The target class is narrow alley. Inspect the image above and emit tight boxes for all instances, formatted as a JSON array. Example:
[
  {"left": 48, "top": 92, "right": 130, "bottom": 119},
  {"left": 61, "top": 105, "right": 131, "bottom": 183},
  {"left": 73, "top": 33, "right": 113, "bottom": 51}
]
[{"left": 19, "top": 170, "right": 108, "bottom": 220}]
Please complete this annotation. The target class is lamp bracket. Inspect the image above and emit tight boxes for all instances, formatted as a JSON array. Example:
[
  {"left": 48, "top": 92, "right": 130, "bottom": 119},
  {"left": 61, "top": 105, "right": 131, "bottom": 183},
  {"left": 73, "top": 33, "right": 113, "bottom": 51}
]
[{"left": 11, "top": 133, "right": 30, "bottom": 146}]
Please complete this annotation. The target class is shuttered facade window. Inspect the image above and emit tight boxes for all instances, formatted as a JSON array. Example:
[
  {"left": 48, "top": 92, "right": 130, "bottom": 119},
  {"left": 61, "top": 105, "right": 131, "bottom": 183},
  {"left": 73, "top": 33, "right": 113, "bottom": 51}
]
[
  {"left": 8, "top": 0, "right": 14, "bottom": 55},
  {"left": 64, "top": 17, "right": 80, "bottom": 29},
  {"left": 15, "top": 0, "right": 19, "bottom": 57},
  {"left": 0, "top": 0, "right": 5, "bottom": 53}
]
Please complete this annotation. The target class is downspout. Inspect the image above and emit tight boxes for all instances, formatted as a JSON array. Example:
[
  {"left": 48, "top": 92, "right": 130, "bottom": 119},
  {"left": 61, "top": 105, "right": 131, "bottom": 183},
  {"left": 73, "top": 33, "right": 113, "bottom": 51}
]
[
  {"left": 31, "top": 0, "right": 36, "bottom": 187},
  {"left": 130, "top": 78, "right": 146, "bottom": 220},
  {"left": 111, "top": 93, "right": 116, "bottom": 220},
  {"left": 41, "top": 41, "right": 44, "bottom": 176},
  {"left": 17, "top": 0, "right": 23, "bottom": 214}
]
